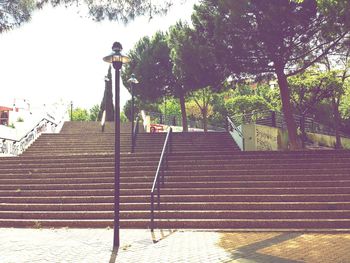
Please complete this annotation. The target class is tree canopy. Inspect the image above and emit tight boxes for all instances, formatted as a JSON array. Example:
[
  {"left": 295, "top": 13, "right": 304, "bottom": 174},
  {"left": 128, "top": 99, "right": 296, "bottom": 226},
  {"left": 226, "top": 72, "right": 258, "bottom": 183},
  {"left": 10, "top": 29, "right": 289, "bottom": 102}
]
[
  {"left": 0, "top": 0, "right": 180, "bottom": 32},
  {"left": 191, "top": 0, "right": 350, "bottom": 149},
  {"left": 123, "top": 31, "right": 192, "bottom": 131},
  {"left": 0, "top": 0, "right": 36, "bottom": 33}
]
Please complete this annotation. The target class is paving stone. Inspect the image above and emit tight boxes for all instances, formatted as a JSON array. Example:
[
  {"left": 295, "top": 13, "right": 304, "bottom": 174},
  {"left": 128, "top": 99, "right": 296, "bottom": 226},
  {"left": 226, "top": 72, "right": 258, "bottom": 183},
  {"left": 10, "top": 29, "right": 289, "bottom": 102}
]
[{"left": 0, "top": 229, "right": 349, "bottom": 263}]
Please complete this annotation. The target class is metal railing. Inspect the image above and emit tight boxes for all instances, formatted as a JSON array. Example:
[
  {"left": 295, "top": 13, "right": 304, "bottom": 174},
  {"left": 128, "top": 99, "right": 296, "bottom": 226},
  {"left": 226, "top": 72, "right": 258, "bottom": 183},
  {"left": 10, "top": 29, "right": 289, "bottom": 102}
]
[
  {"left": 226, "top": 116, "right": 245, "bottom": 151},
  {"left": 231, "top": 110, "right": 350, "bottom": 139},
  {"left": 0, "top": 118, "right": 58, "bottom": 156},
  {"left": 147, "top": 111, "right": 226, "bottom": 131},
  {"left": 150, "top": 127, "right": 172, "bottom": 231},
  {"left": 131, "top": 116, "right": 140, "bottom": 153}
]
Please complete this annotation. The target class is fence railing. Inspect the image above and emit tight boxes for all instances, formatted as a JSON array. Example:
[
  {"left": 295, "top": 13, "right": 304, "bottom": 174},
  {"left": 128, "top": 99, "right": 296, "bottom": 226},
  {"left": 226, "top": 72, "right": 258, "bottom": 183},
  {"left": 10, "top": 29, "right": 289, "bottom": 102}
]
[
  {"left": 150, "top": 127, "right": 172, "bottom": 231},
  {"left": 0, "top": 118, "right": 58, "bottom": 156},
  {"left": 147, "top": 111, "right": 225, "bottom": 131},
  {"left": 231, "top": 110, "right": 350, "bottom": 139}
]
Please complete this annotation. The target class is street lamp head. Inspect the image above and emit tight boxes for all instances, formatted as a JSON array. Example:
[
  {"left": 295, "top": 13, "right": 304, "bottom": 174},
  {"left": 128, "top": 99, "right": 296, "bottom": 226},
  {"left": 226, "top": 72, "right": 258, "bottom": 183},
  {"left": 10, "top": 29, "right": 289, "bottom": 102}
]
[
  {"left": 112, "top": 42, "right": 122, "bottom": 53},
  {"left": 128, "top": 73, "right": 139, "bottom": 84},
  {"left": 103, "top": 41, "right": 130, "bottom": 69}
]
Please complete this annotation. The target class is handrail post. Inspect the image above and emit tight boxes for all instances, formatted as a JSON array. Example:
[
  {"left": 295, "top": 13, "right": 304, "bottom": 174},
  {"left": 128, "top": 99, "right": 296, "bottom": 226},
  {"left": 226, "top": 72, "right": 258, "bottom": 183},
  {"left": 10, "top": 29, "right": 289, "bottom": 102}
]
[
  {"left": 131, "top": 116, "right": 139, "bottom": 153},
  {"left": 161, "top": 159, "right": 165, "bottom": 186},
  {"left": 151, "top": 193, "right": 154, "bottom": 231},
  {"left": 157, "top": 179, "right": 160, "bottom": 208},
  {"left": 271, "top": 111, "right": 276, "bottom": 127},
  {"left": 225, "top": 115, "right": 229, "bottom": 131}
]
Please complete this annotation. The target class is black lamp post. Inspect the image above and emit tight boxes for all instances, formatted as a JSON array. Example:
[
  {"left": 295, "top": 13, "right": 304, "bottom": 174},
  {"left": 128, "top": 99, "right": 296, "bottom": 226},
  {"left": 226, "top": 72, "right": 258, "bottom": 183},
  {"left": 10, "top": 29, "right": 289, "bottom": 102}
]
[
  {"left": 127, "top": 74, "right": 139, "bottom": 153},
  {"left": 103, "top": 41, "right": 130, "bottom": 249},
  {"left": 70, "top": 101, "right": 73, "bottom": 121}
]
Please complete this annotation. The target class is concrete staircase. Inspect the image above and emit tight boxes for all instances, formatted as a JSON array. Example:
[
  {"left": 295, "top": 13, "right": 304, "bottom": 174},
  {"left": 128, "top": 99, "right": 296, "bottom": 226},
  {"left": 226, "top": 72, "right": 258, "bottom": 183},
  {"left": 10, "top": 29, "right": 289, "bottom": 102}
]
[{"left": 0, "top": 121, "right": 349, "bottom": 230}]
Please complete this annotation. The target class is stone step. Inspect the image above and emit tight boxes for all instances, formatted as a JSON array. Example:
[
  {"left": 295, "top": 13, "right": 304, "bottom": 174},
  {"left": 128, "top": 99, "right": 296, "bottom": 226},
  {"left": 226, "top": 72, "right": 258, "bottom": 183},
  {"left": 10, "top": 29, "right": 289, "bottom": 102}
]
[
  {"left": 1, "top": 194, "right": 349, "bottom": 203},
  {"left": 1, "top": 180, "right": 349, "bottom": 191},
  {"left": 4, "top": 163, "right": 345, "bottom": 175},
  {"left": 2, "top": 201, "right": 350, "bottom": 211},
  {"left": 4, "top": 158, "right": 350, "bottom": 169},
  {"left": 1, "top": 210, "right": 350, "bottom": 220},
  {"left": 1, "top": 174, "right": 348, "bottom": 184},
  {"left": 0, "top": 187, "right": 349, "bottom": 197},
  {"left": 0, "top": 169, "right": 349, "bottom": 178},
  {"left": 2, "top": 121, "right": 349, "bottom": 230},
  {"left": 0, "top": 218, "right": 350, "bottom": 229}
]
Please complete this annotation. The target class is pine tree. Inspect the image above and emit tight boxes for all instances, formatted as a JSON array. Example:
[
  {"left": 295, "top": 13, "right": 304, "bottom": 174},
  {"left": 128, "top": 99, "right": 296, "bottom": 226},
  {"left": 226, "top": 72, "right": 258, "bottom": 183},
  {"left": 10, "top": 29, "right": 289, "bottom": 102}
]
[{"left": 98, "top": 66, "right": 114, "bottom": 121}]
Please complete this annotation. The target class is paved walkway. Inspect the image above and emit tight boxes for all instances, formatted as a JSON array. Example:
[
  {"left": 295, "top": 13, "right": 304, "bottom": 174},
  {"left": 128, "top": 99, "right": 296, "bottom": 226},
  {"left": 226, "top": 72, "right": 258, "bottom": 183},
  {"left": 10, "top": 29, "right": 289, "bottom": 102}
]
[{"left": 0, "top": 228, "right": 349, "bottom": 263}]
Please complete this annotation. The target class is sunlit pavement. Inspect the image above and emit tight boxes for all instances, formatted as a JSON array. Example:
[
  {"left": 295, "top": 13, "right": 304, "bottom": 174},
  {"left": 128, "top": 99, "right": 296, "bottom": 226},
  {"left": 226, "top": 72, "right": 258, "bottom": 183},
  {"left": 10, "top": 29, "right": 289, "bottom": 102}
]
[{"left": 1, "top": 228, "right": 349, "bottom": 263}]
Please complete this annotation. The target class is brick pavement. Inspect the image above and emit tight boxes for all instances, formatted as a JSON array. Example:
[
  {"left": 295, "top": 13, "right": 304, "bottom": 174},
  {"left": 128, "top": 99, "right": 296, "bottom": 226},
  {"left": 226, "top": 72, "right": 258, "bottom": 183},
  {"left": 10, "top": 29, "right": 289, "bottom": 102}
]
[{"left": 0, "top": 228, "right": 349, "bottom": 263}]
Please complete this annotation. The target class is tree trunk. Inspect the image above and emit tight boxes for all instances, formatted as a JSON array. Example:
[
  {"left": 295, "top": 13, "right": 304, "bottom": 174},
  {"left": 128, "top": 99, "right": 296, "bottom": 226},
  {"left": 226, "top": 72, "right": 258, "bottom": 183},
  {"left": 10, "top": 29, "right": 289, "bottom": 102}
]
[
  {"left": 179, "top": 92, "right": 188, "bottom": 132},
  {"left": 332, "top": 97, "right": 342, "bottom": 149},
  {"left": 300, "top": 114, "right": 306, "bottom": 149},
  {"left": 202, "top": 108, "right": 208, "bottom": 132},
  {"left": 275, "top": 65, "right": 301, "bottom": 150}
]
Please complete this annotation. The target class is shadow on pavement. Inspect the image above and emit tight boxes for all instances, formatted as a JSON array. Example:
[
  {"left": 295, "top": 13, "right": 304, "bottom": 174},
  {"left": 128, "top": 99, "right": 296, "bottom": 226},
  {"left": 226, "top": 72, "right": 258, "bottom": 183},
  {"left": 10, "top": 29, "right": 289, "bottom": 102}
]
[
  {"left": 109, "top": 247, "right": 118, "bottom": 263},
  {"left": 150, "top": 229, "right": 177, "bottom": 243},
  {"left": 218, "top": 232, "right": 304, "bottom": 263}
]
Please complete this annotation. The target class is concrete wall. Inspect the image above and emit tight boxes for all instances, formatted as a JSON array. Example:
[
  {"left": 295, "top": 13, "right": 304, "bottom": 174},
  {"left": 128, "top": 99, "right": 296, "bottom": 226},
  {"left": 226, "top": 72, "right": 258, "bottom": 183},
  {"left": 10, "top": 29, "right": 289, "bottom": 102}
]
[
  {"left": 307, "top": 132, "right": 350, "bottom": 150},
  {"left": 242, "top": 124, "right": 289, "bottom": 151},
  {"left": 241, "top": 123, "right": 350, "bottom": 151}
]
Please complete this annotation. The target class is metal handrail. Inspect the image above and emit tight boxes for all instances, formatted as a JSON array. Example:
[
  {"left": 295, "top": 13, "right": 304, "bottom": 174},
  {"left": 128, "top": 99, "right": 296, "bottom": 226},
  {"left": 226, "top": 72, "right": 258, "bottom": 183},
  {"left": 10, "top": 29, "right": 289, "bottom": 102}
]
[
  {"left": 150, "top": 127, "right": 172, "bottom": 231},
  {"left": 131, "top": 116, "right": 139, "bottom": 153},
  {"left": 0, "top": 118, "right": 58, "bottom": 156},
  {"left": 227, "top": 116, "right": 245, "bottom": 151},
  {"left": 101, "top": 110, "right": 106, "bottom": 132}
]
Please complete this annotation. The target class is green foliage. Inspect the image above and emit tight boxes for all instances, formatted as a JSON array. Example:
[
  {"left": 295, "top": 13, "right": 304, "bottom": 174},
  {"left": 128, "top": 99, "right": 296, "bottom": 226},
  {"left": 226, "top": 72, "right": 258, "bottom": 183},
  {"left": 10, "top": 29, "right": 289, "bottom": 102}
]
[
  {"left": 192, "top": 0, "right": 349, "bottom": 77},
  {"left": 187, "top": 87, "right": 215, "bottom": 131},
  {"left": 55, "top": 0, "right": 173, "bottom": 23},
  {"left": 16, "top": 117, "right": 24, "bottom": 122},
  {"left": 340, "top": 82, "right": 350, "bottom": 118},
  {"left": 160, "top": 97, "right": 181, "bottom": 117},
  {"left": 123, "top": 99, "right": 139, "bottom": 122},
  {"left": 0, "top": 0, "right": 35, "bottom": 33},
  {"left": 168, "top": 21, "right": 223, "bottom": 92},
  {"left": 122, "top": 31, "right": 190, "bottom": 131},
  {"left": 123, "top": 32, "right": 173, "bottom": 101},
  {"left": 89, "top": 104, "right": 100, "bottom": 121},
  {"left": 225, "top": 95, "right": 273, "bottom": 118},
  {"left": 288, "top": 69, "right": 336, "bottom": 115},
  {"left": 192, "top": 0, "right": 350, "bottom": 148},
  {"left": 71, "top": 108, "right": 89, "bottom": 121},
  {"left": 229, "top": 81, "right": 281, "bottom": 111},
  {"left": 120, "top": 112, "right": 127, "bottom": 123},
  {"left": 0, "top": 1, "right": 178, "bottom": 33},
  {"left": 123, "top": 98, "right": 161, "bottom": 121}
]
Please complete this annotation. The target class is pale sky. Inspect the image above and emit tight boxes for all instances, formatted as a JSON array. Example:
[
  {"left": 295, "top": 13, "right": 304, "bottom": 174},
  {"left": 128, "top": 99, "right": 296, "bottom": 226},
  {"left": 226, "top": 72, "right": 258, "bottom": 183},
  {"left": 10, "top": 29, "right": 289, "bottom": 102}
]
[{"left": 0, "top": 1, "right": 198, "bottom": 110}]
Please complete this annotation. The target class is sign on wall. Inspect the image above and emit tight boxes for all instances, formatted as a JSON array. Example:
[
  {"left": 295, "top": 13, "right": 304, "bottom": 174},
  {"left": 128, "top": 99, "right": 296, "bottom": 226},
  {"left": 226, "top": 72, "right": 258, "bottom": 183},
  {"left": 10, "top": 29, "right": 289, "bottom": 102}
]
[{"left": 255, "top": 125, "right": 278, "bottom": 151}]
